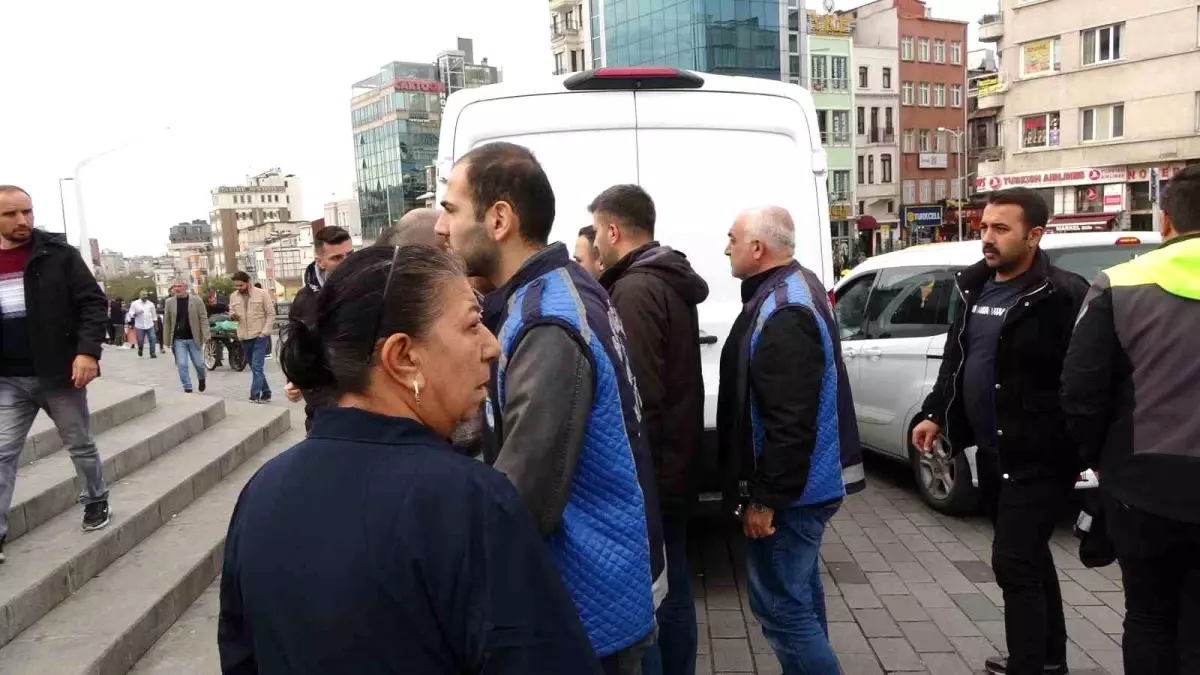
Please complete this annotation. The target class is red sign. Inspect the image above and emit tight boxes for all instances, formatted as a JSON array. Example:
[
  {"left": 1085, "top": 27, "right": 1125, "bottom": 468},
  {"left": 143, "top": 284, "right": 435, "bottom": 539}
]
[
  {"left": 1086, "top": 188, "right": 1098, "bottom": 201},
  {"left": 393, "top": 78, "right": 445, "bottom": 93},
  {"left": 1126, "top": 164, "right": 1186, "bottom": 182},
  {"left": 1103, "top": 194, "right": 1123, "bottom": 206},
  {"left": 975, "top": 166, "right": 1127, "bottom": 192}
]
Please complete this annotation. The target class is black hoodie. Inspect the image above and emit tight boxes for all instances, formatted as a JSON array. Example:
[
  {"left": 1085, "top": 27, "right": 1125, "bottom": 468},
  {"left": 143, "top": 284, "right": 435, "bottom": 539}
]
[{"left": 600, "top": 242, "right": 709, "bottom": 516}]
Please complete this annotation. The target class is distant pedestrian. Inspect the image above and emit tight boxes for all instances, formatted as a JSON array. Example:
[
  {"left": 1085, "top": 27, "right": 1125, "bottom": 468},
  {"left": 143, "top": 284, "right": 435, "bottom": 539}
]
[
  {"left": 912, "top": 187, "right": 1087, "bottom": 675},
  {"left": 591, "top": 184, "right": 707, "bottom": 675},
  {"left": 229, "top": 271, "right": 275, "bottom": 403},
  {"left": 0, "top": 186, "right": 111, "bottom": 563},
  {"left": 718, "top": 206, "right": 856, "bottom": 674},
  {"left": 126, "top": 289, "right": 158, "bottom": 358},
  {"left": 253, "top": 283, "right": 274, "bottom": 359},
  {"left": 574, "top": 225, "right": 604, "bottom": 279},
  {"left": 220, "top": 245, "right": 601, "bottom": 674},
  {"left": 1062, "top": 165, "right": 1200, "bottom": 675},
  {"left": 163, "top": 279, "right": 210, "bottom": 394},
  {"left": 107, "top": 297, "right": 124, "bottom": 345}
]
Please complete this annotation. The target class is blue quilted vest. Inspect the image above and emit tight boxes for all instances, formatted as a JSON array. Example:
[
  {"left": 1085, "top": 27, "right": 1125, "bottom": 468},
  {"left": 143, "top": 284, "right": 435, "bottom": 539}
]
[
  {"left": 482, "top": 244, "right": 656, "bottom": 657},
  {"left": 747, "top": 264, "right": 847, "bottom": 507}
]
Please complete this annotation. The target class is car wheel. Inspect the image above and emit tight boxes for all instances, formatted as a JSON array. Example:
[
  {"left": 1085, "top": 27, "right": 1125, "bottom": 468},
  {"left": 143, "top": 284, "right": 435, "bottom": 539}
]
[{"left": 909, "top": 421, "right": 978, "bottom": 516}]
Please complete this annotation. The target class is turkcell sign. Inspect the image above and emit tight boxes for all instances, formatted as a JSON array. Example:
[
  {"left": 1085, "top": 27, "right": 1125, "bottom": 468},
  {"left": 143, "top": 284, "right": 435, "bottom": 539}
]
[{"left": 903, "top": 206, "right": 943, "bottom": 230}]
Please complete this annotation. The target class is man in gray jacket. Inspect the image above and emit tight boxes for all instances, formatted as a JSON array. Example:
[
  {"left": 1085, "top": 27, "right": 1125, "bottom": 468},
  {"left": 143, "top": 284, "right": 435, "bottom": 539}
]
[{"left": 163, "top": 279, "right": 211, "bottom": 393}]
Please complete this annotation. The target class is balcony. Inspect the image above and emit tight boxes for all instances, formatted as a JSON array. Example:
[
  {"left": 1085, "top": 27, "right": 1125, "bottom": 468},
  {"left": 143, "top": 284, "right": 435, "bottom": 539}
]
[
  {"left": 550, "top": 23, "right": 581, "bottom": 43},
  {"left": 549, "top": 0, "right": 579, "bottom": 11},
  {"left": 973, "top": 146, "right": 1003, "bottom": 163},
  {"left": 821, "top": 131, "right": 853, "bottom": 147},
  {"left": 972, "top": 72, "right": 1007, "bottom": 110},
  {"left": 979, "top": 13, "right": 1004, "bottom": 42},
  {"left": 867, "top": 128, "right": 897, "bottom": 144},
  {"left": 829, "top": 191, "right": 852, "bottom": 204},
  {"left": 808, "top": 77, "right": 850, "bottom": 93}
]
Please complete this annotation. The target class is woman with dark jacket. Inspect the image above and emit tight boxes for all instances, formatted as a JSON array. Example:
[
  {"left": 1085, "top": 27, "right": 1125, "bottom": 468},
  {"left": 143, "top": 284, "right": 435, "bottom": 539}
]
[{"left": 218, "top": 245, "right": 601, "bottom": 675}]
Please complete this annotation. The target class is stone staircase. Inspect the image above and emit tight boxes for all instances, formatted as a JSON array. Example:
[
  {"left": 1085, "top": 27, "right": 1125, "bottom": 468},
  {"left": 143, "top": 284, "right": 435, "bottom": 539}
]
[{"left": 0, "top": 379, "right": 303, "bottom": 675}]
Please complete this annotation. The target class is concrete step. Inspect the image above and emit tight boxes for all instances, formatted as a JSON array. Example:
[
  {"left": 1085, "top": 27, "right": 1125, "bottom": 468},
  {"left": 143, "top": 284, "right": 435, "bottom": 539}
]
[
  {"left": 22, "top": 380, "right": 156, "bottom": 467},
  {"left": 128, "top": 579, "right": 221, "bottom": 675},
  {"left": 0, "top": 402, "right": 291, "bottom": 653},
  {"left": 5, "top": 391, "right": 225, "bottom": 543},
  {"left": 0, "top": 423, "right": 303, "bottom": 675}
]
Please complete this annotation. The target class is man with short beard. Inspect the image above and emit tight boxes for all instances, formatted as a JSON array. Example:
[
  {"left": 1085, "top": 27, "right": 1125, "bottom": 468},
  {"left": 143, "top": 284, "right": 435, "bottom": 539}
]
[
  {"left": 574, "top": 225, "right": 603, "bottom": 279},
  {"left": 912, "top": 187, "right": 1088, "bottom": 675}
]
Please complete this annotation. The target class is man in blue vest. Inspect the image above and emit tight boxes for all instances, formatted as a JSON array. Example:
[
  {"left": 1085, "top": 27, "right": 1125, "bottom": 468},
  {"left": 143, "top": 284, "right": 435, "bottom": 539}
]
[
  {"left": 716, "top": 206, "right": 848, "bottom": 674},
  {"left": 436, "top": 141, "right": 664, "bottom": 674}
]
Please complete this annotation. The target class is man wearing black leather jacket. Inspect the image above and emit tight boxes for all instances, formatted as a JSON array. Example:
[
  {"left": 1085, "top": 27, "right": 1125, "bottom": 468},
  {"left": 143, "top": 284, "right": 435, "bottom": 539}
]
[{"left": 912, "top": 188, "right": 1087, "bottom": 675}]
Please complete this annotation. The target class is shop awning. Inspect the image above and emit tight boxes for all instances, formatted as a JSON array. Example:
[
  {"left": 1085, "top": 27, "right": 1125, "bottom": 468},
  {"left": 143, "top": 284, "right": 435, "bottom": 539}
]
[
  {"left": 856, "top": 215, "right": 880, "bottom": 230},
  {"left": 1047, "top": 213, "right": 1117, "bottom": 233}
]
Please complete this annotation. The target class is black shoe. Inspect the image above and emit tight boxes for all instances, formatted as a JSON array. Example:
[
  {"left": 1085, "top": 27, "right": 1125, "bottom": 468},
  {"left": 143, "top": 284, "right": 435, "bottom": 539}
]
[
  {"left": 985, "top": 657, "right": 1067, "bottom": 674},
  {"left": 138, "top": 350, "right": 143, "bottom": 357},
  {"left": 184, "top": 388, "right": 193, "bottom": 393},
  {"left": 82, "top": 501, "right": 111, "bottom": 532},
  {"left": 260, "top": 392, "right": 272, "bottom": 403},
  {"left": 198, "top": 379, "right": 206, "bottom": 393},
  {"left": 150, "top": 353, "right": 157, "bottom": 359},
  {"left": 249, "top": 394, "right": 261, "bottom": 404},
  {"left": 0, "top": 535, "right": 6, "bottom": 564}
]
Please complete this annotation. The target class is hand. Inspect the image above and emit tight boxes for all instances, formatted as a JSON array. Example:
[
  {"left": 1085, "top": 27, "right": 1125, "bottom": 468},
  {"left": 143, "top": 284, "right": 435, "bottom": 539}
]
[
  {"left": 743, "top": 505, "right": 776, "bottom": 539},
  {"left": 72, "top": 355, "right": 99, "bottom": 389},
  {"left": 284, "top": 382, "right": 303, "bottom": 403},
  {"left": 912, "top": 420, "right": 941, "bottom": 454}
]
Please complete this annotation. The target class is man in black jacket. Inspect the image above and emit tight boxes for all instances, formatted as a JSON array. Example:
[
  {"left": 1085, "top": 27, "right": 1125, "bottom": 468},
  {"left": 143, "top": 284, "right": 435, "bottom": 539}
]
[
  {"left": 591, "top": 184, "right": 707, "bottom": 675},
  {"left": 0, "top": 186, "right": 111, "bottom": 563},
  {"left": 283, "top": 226, "right": 352, "bottom": 430},
  {"left": 912, "top": 188, "right": 1087, "bottom": 675}
]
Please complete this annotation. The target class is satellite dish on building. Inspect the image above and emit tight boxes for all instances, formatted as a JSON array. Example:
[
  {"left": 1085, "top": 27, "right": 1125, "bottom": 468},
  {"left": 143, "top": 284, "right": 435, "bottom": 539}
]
[{"left": 823, "top": 0, "right": 835, "bottom": 11}]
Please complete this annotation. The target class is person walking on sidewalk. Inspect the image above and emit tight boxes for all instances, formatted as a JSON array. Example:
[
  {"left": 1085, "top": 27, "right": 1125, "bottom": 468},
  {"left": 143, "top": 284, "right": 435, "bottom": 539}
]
[
  {"left": 126, "top": 289, "right": 158, "bottom": 358},
  {"left": 163, "top": 279, "right": 210, "bottom": 394},
  {"left": 0, "top": 186, "right": 111, "bottom": 563},
  {"left": 1062, "top": 165, "right": 1200, "bottom": 675},
  {"left": 590, "top": 184, "right": 707, "bottom": 675},
  {"left": 912, "top": 187, "right": 1088, "bottom": 675},
  {"left": 229, "top": 271, "right": 275, "bottom": 403},
  {"left": 717, "top": 206, "right": 854, "bottom": 674},
  {"left": 107, "top": 297, "right": 124, "bottom": 346}
]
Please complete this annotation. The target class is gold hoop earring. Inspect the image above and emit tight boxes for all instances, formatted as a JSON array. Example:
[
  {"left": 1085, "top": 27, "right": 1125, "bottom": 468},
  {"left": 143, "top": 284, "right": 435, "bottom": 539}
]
[{"left": 413, "top": 380, "right": 421, "bottom": 404}]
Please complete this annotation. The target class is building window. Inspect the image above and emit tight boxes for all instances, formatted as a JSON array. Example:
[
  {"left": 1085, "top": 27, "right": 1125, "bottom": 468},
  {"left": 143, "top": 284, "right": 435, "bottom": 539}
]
[
  {"left": 1022, "top": 112, "right": 1061, "bottom": 148},
  {"left": 1082, "top": 103, "right": 1125, "bottom": 142},
  {"left": 934, "top": 84, "right": 946, "bottom": 107},
  {"left": 920, "top": 180, "right": 932, "bottom": 203},
  {"left": 883, "top": 67, "right": 892, "bottom": 89},
  {"left": 811, "top": 55, "right": 828, "bottom": 88},
  {"left": 934, "top": 179, "right": 947, "bottom": 201},
  {"left": 934, "top": 39, "right": 946, "bottom": 64},
  {"left": 868, "top": 155, "right": 875, "bottom": 184},
  {"left": 1021, "top": 38, "right": 1062, "bottom": 78},
  {"left": 935, "top": 130, "right": 946, "bottom": 152},
  {"left": 831, "top": 170, "right": 851, "bottom": 199},
  {"left": 885, "top": 107, "right": 894, "bottom": 134},
  {"left": 902, "top": 82, "right": 914, "bottom": 105},
  {"left": 887, "top": 199, "right": 895, "bottom": 213},
  {"left": 951, "top": 84, "right": 963, "bottom": 108},
  {"left": 901, "top": 37, "right": 914, "bottom": 61},
  {"left": 950, "top": 41, "right": 962, "bottom": 65},
  {"left": 902, "top": 129, "right": 915, "bottom": 153},
  {"left": 859, "top": 66, "right": 869, "bottom": 88},
  {"left": 1083, "top": 24, "right": 1124, "bottom": 66},
  {"left": 919, "top": 129, "right": 932, "bottom": 152},
  {"left": 857, "top": 106, "right": 866, "bottom": 135},
  {"left": 858, "top": 200, "right": 866, "bottom": 215},
  {"left": 919, "top": 83, "right": 930, "bottom": 107},
  {"left": 918, "top": 38, "right": 930, "bottom": 62},
  {"left": 882, "top": 154, "right": 893, "bottom": 183},
  {"left": 832, "top": 57, "right": 849, "bottom": 90},
  {"left": 903, "top": 180, "right": 917, "bottom": 203},
  {"left": 857, "top": 156, "right": 865, "bottom": 183},
  {"left": 832, "top": 110, "right": 851, "bottom": 144}
]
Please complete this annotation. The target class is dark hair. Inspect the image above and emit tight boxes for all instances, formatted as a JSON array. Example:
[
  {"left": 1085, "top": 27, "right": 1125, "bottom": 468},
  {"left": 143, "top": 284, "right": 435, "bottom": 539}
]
[
  {"left": 281, "top": 245, "right": 464, "bottom": 396},
  {"left": 315, "top": 226, "right": 351, "bottom": 250},
  {"left": 231, "top": 271, "right": 251, "bottom": 283},
  {"left": 588, "top": 184, "right": 656, "bottom": 237},
  {"left": 1162, "top": 165, "right": 1200, "bottom": 234},
  {"left": 987, "top": 187, "right": 1049, "bottom": 230},
  {"left": 578, "top": 225, "right": 596, "bottom": 245},
  {"left": 0, "top": 185, "right": 29, "bottom": 198},
  {"left": 254, "top": 283, "right": 263, "bottom": 289},
  {"left": 460, "top": 142, "right": 556, "bottom": 245}
]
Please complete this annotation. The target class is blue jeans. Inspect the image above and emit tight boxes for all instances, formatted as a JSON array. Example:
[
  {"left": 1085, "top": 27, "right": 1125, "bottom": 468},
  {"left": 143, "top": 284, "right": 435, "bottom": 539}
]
[
  {"left": 242, "top": 337, "right": 271, "bottom": 400},
  {"left": 135, "top": 327, "right": 157, "bottom": 355},
  {"left": 642, "top": 516, "right": 697, "bottom": 675},
  {"left": 746, "top": 502, "right": 841, "bottom": 675},
  {"left": 172, "top": 339, "right": 206, "bottom": 391}
]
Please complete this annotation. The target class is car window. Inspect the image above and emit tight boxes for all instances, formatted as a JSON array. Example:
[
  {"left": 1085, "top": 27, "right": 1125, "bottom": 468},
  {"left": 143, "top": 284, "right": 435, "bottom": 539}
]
[
  {"left": 865, "top": 267, "right": 959, "bottom": 339},
  {"left": 1046, "top": 244, "right": 1155, "bottom": 283},
  {"left": 834, "top": 273, "right": 877, "bottom": 340}
]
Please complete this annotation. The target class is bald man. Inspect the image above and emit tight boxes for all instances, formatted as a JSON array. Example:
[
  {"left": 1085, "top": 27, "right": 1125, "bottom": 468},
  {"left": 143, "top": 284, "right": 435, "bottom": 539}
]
[{"left": 379, "top": 208, "right": 442, "bottom": 247}]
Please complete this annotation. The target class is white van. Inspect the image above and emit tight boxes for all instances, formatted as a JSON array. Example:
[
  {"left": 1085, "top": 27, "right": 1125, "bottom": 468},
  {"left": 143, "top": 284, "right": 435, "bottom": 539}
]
[{"left": 435, "top": 67, "right": 834, "bottom": 499}]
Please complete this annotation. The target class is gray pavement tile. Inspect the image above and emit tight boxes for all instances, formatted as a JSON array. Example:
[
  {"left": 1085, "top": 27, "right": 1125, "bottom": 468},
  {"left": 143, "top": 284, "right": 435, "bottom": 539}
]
[
  {"left": 899, "top": 621, "right": 954, "bottom": 653},
  {"left": 833, "top": 520, "right": 866, "bottom": 538},
  {"left": 885, "top": 520, "right": 920, "bottom": 537},
  {"left": 905, "top": 511, "right": 939, "bottom": 527},
  {"left": 866, "top": 572, "right": 910, "bottom": 596},
  {"left": 707, "top": 610, "right": 748, "bottom": 639},
  {"left": 899, "top": 532, "right": 939, "bottom": 552},
  {"left": 976, "top": 620, "right": 1006, "bottom": 650},
  {"left": 908, "top": 582, "right": 957, "bottom": 609},
  {"left": 1076, "top": 604, "right": 1124, "bottom": 635},
  {"left": 823, "top": 531, "right": 843, "bottom": 545},
  {"left": 1066, "top": 618, "right": 1120, "bottom": 650},
  {"left": 828, "top": 561, "right": 870, "bottom": 585},
  {"left": 877, "top": 542, "right": 919, "bottom": 564},
  {"left": 697, "top": 638, "right": 711, "bottom": 654},
  {"left": 926, "top": 607, "right": 983, "bottom": 638},
  {"left": 891, "top": 561, "right": 936, "bottom": 584},
  {"left": 746, "top": 625, "right": 771, "bottom": 655},
  {"left": 842, "top": 534, "right": 879, "bottom": 553},
  {"left": 696, "top": 596, "right": 708, "bottom": 620},
  {"left": 936, "top": 541, "right": 980, "bottom": 562},
  {"left": 851, "top": 513, "right": 887, "bottom": 529},
  {"left": 826, "top": 596, "right": 855, "bottom": 622},
  {"left": 870, "top": 637, "right": 925, "bottom": 671},
  {"left": 1065, "top": 567, "right": 1121, "bottom": 593},
  {"left": 829, "top": 622, "right": 873, "bottom": 653},
  {"left": 951, "top": 593, "right": 1004, "bottom": 622},
  {"left": 1096, "top": 564, "right": 1123, "bottom": 581},
  {"left": 752, "top": 652, "right": 782, "bottom": 675},
  {"left": 844, "top": 498, "right": 874, "bottom": 514},
  {"left": 953, "top": 560, "right": 996, "bottom": 583},
  {"left": 1051, "top": 545, "right": 1087, "bottom": 570},
  {"left": 919, "top": 525, "right": 960, "bottom": 544},
  {"left": 955, "top": 530, "right": 993, "bottom": 552},
  {"left": 841, "top": 583, "right": 884, "bottom": 609},
  {"left": 1062, "top": 603, "right": 1084, "bottom": 619},
  {"left": 935, "top": 574, "right": 979, "bottom": 596},
  {"left": 974, "top": 581, "right": 1005, "bottom": 608},
  {"left": 1093, "top": 591, "right": 1126, "bottom": 616},
  {"left": 853, "top": 608, "right": 903, "bottom": 638},
  {"left": 696, "top": 653, "right": 712, "bottom": 675},
  {"left": 1088, "top": 648, "right": 1125, "bottom": 674},
  {"left": 948, "top": 635, "right": 999, "bottom": 671},
  {"left": 821, "top": 542, "right": 855, "bottom": 563},
  {"left": 863, "top": 526, "right": 900, "bottom": 545},
  {"left": 920, "top": 651, "right": 974, "bottom": 675},
  {"left": 1058, "top": 580, "right": 1104, "bottom": 606},
  {"left": 705, "top": 584, "right": 743, "bottom": 610},
  {"left": 711, "top": 638, "right": 755, "bottom": 672},
  {"left": 1066, "top": 639, "right": 1102, "bottom": 671},
  {"left": 835, "top": 653, "right": 884, "bottom": 675},
  {"left": 882, "top": 595, "right": 930, "bottom": 622}
]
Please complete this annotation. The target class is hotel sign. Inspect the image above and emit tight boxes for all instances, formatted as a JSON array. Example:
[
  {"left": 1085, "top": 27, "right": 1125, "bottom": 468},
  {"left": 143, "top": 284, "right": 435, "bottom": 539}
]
[
  {"left": 806, "top": 11, "right": 852, "bottom": 36},
  {"left": 393, "top": 78, "right": 445, "bottom": 93}
]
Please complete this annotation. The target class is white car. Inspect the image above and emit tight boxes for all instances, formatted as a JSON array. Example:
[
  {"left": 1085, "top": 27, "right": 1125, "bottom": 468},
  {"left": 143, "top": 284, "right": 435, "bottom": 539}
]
[{"left": 832, "top": 231, "right": 1159, "bottom": 514}]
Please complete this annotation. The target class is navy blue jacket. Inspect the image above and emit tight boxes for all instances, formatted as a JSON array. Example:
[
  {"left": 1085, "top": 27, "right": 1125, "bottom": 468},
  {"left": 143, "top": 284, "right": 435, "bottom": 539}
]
[{"left": 218, "top": 407, "right": 601, "bottom": 674}]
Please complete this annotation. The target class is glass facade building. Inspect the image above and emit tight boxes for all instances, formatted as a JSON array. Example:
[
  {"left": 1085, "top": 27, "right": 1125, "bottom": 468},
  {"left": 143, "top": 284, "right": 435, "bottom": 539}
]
[{"left": 592, "top": 0, "right": 787, "bottom": 81}]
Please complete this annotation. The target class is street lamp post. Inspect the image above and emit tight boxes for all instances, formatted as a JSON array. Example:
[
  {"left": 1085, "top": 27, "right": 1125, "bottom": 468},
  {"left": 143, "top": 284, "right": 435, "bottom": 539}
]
[
  {"left": 939, "top": 126, "right": 966, "bottom": 241},
  {"left": 56, "top": 177, "right": 74, "bottom": 241}
]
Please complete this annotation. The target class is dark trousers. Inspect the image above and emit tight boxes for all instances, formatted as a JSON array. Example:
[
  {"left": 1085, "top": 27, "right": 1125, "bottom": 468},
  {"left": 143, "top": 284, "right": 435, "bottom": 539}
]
[
  {"left": 1106, "top": 497, "right": 1200, "bottom": 675},
  {"left": 641, "top": 516, "right": 698, "bottom": 675},
  {"left": 977, "top": 450, "right": 1073, "bottom": 675}
]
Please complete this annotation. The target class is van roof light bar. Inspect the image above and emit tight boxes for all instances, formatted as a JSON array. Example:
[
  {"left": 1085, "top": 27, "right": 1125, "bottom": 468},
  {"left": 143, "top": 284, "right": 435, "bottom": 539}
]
[{"left": 563, "top": 67, "right": 705, "bottom": 91}]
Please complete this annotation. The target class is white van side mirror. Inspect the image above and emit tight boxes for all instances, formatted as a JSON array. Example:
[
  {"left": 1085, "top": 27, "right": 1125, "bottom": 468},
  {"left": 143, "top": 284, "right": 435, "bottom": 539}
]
[{"left": 811, "top": 149, "right": 829, "bottom": 177}]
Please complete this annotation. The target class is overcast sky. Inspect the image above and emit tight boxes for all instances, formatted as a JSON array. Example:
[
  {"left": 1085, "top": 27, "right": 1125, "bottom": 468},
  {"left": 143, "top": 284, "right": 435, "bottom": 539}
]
[{"left": 1, "top": 0, "right": 993, "bottom": 255}]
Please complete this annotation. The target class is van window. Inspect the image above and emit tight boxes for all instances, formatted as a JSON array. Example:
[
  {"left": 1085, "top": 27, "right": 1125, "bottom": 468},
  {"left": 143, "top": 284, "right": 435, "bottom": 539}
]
[
  {"left": 865, "top": 267, "right": 959, "bottom": 339},
  {"left": 835, "top": 273, "right": 876, "bottom": 340},
  {"left": 1046, "top": 244, "right": 1155, "bottom": 283}
]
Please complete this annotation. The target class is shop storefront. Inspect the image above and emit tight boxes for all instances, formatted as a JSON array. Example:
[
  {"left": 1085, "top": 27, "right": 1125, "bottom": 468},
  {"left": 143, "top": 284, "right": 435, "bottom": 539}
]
[
  {"left": 900, "top": 205, "right": 944, "bottom": 245},
  {"left": 1126, "top": 163, "right": 1189, "bottom": 231},
  {"left": 975, "top": 165, "right": 1127, "bottom": 229}
]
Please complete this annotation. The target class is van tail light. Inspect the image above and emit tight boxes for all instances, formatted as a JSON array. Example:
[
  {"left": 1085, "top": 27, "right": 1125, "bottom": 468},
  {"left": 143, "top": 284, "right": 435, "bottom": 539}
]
[
  {"left": 563, "top": 67, "right": 705, "bottom": 91},
  {"left": 828, "top": 290, "right": 837, "bottom": 309},
  {"left": 1115, "top": 237, "right": 1142, "bottom": 246}
]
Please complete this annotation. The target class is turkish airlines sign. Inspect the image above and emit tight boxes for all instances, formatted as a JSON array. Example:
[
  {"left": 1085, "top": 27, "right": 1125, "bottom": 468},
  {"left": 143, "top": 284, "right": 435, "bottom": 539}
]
[
  {"left": 393, "top": 78, "right": 445, "bottom": 93},
  {"left": 975, "top": 166, "right": 1127, "bottom": 192}
]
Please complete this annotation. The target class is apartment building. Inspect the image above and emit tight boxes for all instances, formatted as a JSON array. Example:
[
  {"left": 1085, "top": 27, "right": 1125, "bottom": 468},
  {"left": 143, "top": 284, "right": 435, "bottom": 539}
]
[
  {"left": 978, "top": 0, "right": 1200, "bottom": 231},
  {"left": 853, "top": 44, "right": 901, "bottom": 254},
  {"left": 808, "top": 12, "right": 857, "bottom": 264},
  {"left": 852, "top": 0, "right": 968, "bottom": 243},
  {"left": 209, "top": 169, "right": 301, "bottom": 277},
  {"left": 550, "top": 0, "right": 590, "bottom": 75}
]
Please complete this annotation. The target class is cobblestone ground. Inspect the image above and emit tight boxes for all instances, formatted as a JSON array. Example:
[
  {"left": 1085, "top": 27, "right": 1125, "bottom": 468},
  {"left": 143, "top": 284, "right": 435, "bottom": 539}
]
[{"left": 99, "top": 345, "right": 1125, "bottom": 674}]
